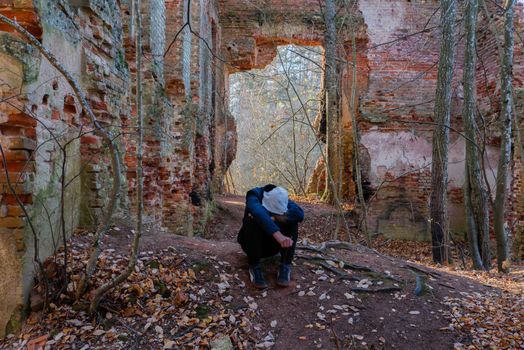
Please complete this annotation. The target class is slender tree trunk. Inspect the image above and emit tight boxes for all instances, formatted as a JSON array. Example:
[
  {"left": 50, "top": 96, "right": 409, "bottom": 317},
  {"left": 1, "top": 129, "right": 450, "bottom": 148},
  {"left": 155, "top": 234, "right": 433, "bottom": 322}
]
[
  {"left": 462, "top": 0, "right": 490, "bottom": 270},
  {"left": 348, "top": 28, "right": 369, "bottom": 245},
  {"left": 494, "top": 0, "right": 515, "bottom": 273},
  {"left": 464, "top": 169, "right": 484, "bottom": 268},
  {"left": 430, "top": 0, "right": 456, "bottom": 264},
  {"left": 90, "top": 0, "right": 143, "bottom": 312},
  {"left": 323, "top": 0, "right": 341, "bottom": 206}
]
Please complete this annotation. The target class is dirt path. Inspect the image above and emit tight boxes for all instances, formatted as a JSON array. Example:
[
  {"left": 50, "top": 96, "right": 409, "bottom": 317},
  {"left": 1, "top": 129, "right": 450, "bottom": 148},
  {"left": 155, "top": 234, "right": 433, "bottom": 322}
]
[
  {"left": 141, "top": 196, "right": 487, "bottom": 349},
  {"left": 2, "top": 196, "right": 519, "bottom": 350}
]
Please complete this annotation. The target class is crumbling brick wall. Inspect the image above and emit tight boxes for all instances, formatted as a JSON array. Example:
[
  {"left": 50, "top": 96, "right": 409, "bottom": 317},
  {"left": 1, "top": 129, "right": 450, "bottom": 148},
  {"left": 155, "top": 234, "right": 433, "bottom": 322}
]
[
  {"left": 217, "top": 0, "right": 524, "bottom": 244},
  {"left": 0, "top": 0, "right": 130, "bottom": 336},
  {"left": 0, "top": 0, "right": 229, "bottom": 335}
]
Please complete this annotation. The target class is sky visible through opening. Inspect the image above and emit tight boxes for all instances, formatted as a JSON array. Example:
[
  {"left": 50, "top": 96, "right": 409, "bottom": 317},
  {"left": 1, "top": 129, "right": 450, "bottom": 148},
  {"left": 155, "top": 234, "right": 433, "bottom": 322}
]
[{"left": 228, "top": 45, "right": 323, "bottom": 196}]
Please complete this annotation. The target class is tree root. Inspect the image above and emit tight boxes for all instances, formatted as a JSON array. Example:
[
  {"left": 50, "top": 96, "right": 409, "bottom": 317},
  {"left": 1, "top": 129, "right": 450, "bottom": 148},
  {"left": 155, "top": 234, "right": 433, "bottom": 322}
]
[
  {"left": 296, "top": 252, "right": 404, "bottom": 285},
  {"left": 350, "top": 286, "right": 402, "bottom": 293}
]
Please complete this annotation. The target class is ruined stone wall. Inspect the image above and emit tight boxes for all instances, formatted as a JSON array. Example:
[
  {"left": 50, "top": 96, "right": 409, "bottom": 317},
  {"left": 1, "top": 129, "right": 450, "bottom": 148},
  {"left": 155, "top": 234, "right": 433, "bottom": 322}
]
[
  {"left": 0, "top": 0, "right": 130, "bottom": 337},
  {"left": 357, "top": 1, "right": 524, "bottom": 241},
  {"left": 217, "top": 0, "right": 444, "bottom": 239},
  {"left": 217, "top": 0, "right": 524, "bottom": 243},
  {"left": 160, "top": 0, "right": 225, "bottom": 235},
  {"left": 357, "top": 1, "right": 459, "bottom": 240},
  {"left": 0, "top": 0, "right": 229, "bottom": 335}
]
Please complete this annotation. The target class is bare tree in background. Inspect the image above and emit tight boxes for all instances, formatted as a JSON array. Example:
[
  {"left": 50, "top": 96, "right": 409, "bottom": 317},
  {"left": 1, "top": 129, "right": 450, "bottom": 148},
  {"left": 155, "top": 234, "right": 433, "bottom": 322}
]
[
  {"left": 493, "top": 0, "right": 515, "bottom": 273},
  {"left": 462, "top": 0, "right": 490, "bottom": 270},
  {"left": 229, "top": 46, "right": 322, "bottom": 195},
  {"left": 430, "top": 0, "right": 457, "bottom": 264}
]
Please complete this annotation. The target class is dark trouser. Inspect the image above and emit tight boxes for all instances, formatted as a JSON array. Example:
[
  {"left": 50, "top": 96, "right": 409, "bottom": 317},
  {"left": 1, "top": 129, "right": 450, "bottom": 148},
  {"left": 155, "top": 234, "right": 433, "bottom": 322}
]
[{"left": 237, "top": 218, "right": 298, "bottom": 266}]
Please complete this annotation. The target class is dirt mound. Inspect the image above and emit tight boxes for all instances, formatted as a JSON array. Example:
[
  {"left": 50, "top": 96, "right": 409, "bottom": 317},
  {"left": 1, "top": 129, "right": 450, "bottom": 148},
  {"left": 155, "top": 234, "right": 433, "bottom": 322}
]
[{"left": 1, "top": 196, "right": 522, "bottom": 349}]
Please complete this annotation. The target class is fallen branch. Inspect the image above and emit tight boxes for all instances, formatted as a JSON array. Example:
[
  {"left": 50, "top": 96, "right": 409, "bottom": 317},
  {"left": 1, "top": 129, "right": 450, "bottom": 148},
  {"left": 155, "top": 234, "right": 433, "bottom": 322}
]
[
  {"left": 350, "top": 286, "right": 402, "bottom": 293},
  {"left": 297, "top": 240, "right": 357, "bottom": 253},
  {"left": 330, "top": 325, "right": 341, "bottom": 350},
  {"left": 296, "top": 253, "right": 404, "bottom": 284},
  {"left": 403, "top": 264, "right": 442, "bottom": 279},
  {"left": 437, "top": 282, "right": 455, "bottom": 289}
]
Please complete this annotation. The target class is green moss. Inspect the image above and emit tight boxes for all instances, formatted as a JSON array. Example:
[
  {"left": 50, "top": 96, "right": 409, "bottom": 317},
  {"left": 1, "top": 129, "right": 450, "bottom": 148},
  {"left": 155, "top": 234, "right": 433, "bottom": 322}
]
[
  {"left": 195, "top": 304, "right": 211, "bottom": 320},
  {"left": 191, "top": 259, "right": 210, "bottom": 272},
  {"left": 4, "top": 306, "right": 25, "bottom": 336},
  {"left": 0, "top": 33, "right": 40, "bottom": 83},
  {"left": 254, "top": 9, "right": 270, "bottom": 26},
  {"left": 38, "top": 0, "right": 81, "bottom": 44},
  {"left": 115, "top": 48, "right": 128, "bottom": 73},
  {"left": 181, "top": 102, "right": 198, "bottom": 150}
]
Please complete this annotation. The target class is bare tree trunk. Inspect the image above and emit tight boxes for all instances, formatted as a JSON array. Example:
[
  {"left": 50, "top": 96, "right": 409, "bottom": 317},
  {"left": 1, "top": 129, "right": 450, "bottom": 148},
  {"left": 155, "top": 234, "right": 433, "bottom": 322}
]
[
  {"left": 323, "top": 0, "right": 341, "bottom": 206},
  {"left": 348, "top": 27, "right": 370, "bottom": 245},
  {"left": 278, "top": 54, "right": 353, "bottom": 243},
  {"left": 464, "top": 170, "right": 484, "bottom": 268},
  {"left": 462, "top": 0, "right": 490, "bottom": 270},
  {"left": 494, "top": 0, "right": 515, "bottom": 273},
  {"left": 90, "top": 0, "right": 144, "bottom": 312},
  {"left": 430, "top": 0, "right": 456, "bottom": 264},
  {"left": 479, "top": 0, "right": 524, "bottom": 167}
]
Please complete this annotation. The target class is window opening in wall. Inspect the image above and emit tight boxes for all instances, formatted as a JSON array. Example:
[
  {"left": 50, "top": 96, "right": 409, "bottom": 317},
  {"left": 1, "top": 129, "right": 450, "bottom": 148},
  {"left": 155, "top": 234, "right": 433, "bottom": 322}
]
[{"left": 228, "top": 45, "right": 323, "bottom": 196}]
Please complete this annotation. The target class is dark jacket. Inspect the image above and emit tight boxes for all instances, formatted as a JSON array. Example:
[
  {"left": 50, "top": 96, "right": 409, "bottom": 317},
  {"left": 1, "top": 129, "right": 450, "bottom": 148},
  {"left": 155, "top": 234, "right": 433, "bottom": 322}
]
[{"left": 242, "top": 185, "right": 304, "bottom": 237}]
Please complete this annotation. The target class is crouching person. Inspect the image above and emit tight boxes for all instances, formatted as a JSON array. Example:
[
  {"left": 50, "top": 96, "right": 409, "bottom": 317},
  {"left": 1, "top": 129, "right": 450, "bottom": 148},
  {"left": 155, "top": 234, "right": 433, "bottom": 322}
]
[{"left": 237, "top": 184, "right": 304, "bottom": 288}]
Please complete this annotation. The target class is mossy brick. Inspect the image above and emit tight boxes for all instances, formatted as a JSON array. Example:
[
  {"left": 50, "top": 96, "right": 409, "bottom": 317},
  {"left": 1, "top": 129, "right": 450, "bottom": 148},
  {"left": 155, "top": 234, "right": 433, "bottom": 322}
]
[
  {"left": 81, "top": 134, "right": 102, "bottom": 146},
  {"left": 0, "top": 182, "right": 32, "bottom": 195},
  {"left": 85, "top": 164, "right": 101, "bottom": 173},
  {"left": 0, "top": 160, "right": 35, "bottom": 173},
  {"left": 2, "top": 193, "right": 32, "bottom": 206},
  {"left": 0, "top": 150, "right": 31, "bottom": 162},
  {"left": 0, "top": 217, "right": 25, "bottom": 228},
  {"left": 13, "top": 0, "right": 35, "bottom": 8},
  {"left": 0, "top": 113, "right": 37, "bottom": 128},
  {"left": 5, "top": 206, "right": 24, "bottom": 217},
  {"left": 7, "top": 137, "right": 36, "bottom": 151}
]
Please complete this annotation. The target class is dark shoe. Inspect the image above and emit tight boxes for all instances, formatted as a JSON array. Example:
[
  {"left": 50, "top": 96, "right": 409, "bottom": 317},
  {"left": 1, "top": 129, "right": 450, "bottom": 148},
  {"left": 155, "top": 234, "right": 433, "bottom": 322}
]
[
  {"left": 249, "top": 264, "right": 268, "bottom": 289},
  {"left": 277, "top": 264, "right": 291, "bottom": 287}
]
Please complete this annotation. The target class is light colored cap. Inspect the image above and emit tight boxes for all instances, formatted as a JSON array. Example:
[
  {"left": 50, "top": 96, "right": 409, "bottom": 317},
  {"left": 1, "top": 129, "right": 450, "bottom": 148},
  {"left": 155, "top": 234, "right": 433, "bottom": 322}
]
[{"left": 262, "top": 186, "right": 289, "bottom": 215}]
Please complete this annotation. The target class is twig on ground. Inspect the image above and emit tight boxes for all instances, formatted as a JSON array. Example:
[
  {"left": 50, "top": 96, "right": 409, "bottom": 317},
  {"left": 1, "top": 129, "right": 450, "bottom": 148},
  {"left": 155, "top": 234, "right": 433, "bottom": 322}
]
[
  {"left": 437, "top": 282, "right": 455, "bottom": 289},
  {"left": 402, "top": 264, "right": 442, "bottom": 279},
  {"left": 350, "top": 286, "right": 402, "bottom": 293},
  {"left": 331, "top": 325, "right": 341, "bottom": 350}
]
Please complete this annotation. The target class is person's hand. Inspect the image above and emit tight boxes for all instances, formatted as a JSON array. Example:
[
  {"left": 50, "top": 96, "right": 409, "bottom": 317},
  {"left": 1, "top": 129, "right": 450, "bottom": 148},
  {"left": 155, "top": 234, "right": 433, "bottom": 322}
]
[
  {"left": 272, "top": 214, "right": 287, "bottom": 224},
  {"left": 273, "top": 231, "right": 293, "bottom": 248}
]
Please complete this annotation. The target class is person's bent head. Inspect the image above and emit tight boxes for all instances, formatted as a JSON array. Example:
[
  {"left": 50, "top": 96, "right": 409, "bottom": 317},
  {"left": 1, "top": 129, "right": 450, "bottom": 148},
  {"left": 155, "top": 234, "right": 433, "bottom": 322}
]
[{"left": 262, "top": 184, "right": 288, "bottom": 215}]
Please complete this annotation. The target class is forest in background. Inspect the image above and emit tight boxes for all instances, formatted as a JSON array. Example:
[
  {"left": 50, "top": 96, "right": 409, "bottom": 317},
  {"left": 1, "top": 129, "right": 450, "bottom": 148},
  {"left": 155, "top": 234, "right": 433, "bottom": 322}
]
[{"left": 229, "top": 45, "right": 323, "bottom": 196}]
